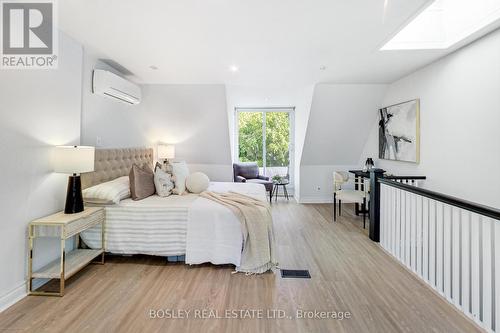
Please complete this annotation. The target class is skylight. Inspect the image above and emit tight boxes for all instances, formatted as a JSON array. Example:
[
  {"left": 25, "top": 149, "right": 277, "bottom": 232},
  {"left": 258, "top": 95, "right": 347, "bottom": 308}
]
[{"left": 381, "top": 0, "right": 500, "bottom": 50}]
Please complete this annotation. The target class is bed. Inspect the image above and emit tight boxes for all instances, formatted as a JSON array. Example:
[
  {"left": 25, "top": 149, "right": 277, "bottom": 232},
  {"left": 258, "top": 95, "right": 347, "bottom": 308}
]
[{"left": 79, "top": 148, "right": 267, "bottom": 267}]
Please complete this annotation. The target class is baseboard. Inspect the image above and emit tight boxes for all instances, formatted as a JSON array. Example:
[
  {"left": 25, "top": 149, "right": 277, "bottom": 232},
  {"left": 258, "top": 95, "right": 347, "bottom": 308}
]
[
  {"left": 298, "top": 196, "right": 334, "bottom": 204},
  {"left": 0, "top": 279, "right": 48, "bottom": 313},
  {"left": 0, "top": 282, "right": 26, "bottom": 313},
  {"left": 298, "top": 196, "right": 362, "bottom": 204}
]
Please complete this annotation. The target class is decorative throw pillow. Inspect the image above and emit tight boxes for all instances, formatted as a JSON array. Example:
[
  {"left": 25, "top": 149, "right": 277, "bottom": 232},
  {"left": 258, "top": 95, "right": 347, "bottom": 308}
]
[
  {"left": 155, "top": 161, "right": 174, "bottom": 174},
  {"left": 186, "top": 172, "right": 210, "bottom": 194},
  {"left": 154, "top": 168, "right": 174, "bottom": 197},
  {"left": 171, "top": 161, "right": 190, "bottom": 195},
  {"left": 129, "top": 163, "right": 155, "bottom": 200},
  {"left": 82, "top": 176, "right": 130, "bottom": 205}
]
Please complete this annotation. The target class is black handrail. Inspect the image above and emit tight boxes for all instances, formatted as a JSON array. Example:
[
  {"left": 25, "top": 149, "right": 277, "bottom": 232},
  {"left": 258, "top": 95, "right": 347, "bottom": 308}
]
[
  {"left": 384, "top": 175, "right": 426, "bottom": 185},
  {"left": 384, "top": 175, "right": 427, "bottom": 180},
  {"left": 378, "top": 178, "right": 500, "bottom": 221}
]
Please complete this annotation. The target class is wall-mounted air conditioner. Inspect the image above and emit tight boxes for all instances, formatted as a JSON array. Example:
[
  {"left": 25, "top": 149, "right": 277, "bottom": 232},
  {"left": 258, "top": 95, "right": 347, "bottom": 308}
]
[{"left": 92, "top": 69, "right": 141, "bottom": 105}]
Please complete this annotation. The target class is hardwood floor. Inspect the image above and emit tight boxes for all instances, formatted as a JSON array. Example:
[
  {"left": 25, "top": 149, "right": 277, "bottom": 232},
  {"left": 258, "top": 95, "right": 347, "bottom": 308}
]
[{"left": 0, "top": 201, "right": 483, "bottom": 333}]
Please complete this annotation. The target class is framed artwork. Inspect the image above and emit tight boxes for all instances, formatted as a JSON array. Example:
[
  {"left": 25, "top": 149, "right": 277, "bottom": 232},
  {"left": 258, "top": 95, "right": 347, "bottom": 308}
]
[{"left": 379, "top": 99, "right": 420, "bottom": 163}]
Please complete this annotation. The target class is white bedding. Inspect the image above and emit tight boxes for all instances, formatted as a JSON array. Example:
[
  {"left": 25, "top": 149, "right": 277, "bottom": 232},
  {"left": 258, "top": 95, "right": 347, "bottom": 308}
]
[
  {"left": 186, "top": 182, "right": 266, "bottom": 266},
  {"left": 80, "top": 182, "right": 267, "bottom": 266}
]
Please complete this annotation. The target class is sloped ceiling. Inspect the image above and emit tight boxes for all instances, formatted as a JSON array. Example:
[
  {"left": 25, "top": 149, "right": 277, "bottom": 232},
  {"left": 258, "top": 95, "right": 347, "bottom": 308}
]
[{"left": 301, "top": 84, "right": 387, "bottom": 165}]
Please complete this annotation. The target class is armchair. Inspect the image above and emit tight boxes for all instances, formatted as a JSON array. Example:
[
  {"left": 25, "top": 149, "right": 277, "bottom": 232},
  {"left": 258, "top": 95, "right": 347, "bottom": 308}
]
[{"left": 233, "top": 162, "right": 273, "bottom": 203}]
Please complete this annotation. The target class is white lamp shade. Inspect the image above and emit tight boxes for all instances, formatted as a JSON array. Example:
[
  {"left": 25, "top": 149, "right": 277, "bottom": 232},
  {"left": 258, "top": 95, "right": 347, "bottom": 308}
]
[
  {"left": 158, "top": 144, "right": 175, "bottom": 159},
  {"left": 53, "top": 146, "right": 95, "bottom": 174}
]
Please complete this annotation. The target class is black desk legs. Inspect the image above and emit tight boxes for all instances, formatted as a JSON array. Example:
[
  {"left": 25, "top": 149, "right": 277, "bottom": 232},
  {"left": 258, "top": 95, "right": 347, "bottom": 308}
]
[
  {"left": 333, "top": 192, "right": 336, "bottom": 221},
  {"left": 362, "top": 197, "right": 367, "bottom": 229},
  {"left": 332, "top": 197, "right": 342, "bottom": 221},
  {"left": 354, "top": 176, "right": 360, "bottom": 215}
]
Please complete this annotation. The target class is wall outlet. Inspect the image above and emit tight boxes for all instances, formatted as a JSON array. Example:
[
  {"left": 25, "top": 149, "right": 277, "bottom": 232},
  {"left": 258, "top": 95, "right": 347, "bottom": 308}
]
[
  {"left": 96, "top": 136, "right": 102, "bottom": 147},
  {"left": 316, "top": 186, "right": 321, "bottom": 191}
]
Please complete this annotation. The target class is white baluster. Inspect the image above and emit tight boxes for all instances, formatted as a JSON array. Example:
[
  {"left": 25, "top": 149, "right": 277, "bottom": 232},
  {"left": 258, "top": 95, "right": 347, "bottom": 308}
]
[
  {"left": 482, "top": 217, "right": 493, "bottom": 330},
  {"left": 461, "top": 211, "right": 470, "bottom": 315},
  {"left": 391, "top": 187, "right": 397, "bottom": 256},
  {"left": 436, "top": 203, "right": 444, "bottom": 294},
  {"left": 405, "top": 191, "right": 411, "bottom": 268},
  {"left": 429, "top": 200, "right": 437, "bottom": 288},
  {"left": 416, "top": 196, "right": 423, "bottom": 276},
  {"left": 395, "top": 189, "right": 402, "bottom": 260},
  {"left": 443, "top": 205, "right": 452, "bottom": 301},
  {"left": 422, "top": 198, "right": 429, "bottom": 282},
  {"left": 471, "top": 213, "right": 481, "bottom": 323},
  {"left": 452, "top": 207, "right": 461, "bottom": 307},
  {"left": 495, "top": 218, "right": 500, "bottom": 333}
]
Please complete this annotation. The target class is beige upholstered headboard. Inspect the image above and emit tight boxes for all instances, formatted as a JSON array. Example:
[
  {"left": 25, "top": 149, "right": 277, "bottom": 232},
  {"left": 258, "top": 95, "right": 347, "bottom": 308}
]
[{"left": 81, "top": 147, "right": 154, "bottom": 189}]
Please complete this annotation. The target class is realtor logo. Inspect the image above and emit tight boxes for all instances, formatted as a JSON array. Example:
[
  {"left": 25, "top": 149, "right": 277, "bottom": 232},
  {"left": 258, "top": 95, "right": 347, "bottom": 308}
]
[{"left": 1, "top": 0, "right": 58, "bottom": 69}]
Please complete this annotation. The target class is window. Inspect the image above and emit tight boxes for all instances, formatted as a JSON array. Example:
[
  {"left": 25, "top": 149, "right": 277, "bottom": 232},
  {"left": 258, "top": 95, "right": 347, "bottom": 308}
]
[
  {"left": 235, "top": 108, "right": 294, "bottom": 183},
  {"left": 381, "top": 0, "right": 500, "bottom": 50}
]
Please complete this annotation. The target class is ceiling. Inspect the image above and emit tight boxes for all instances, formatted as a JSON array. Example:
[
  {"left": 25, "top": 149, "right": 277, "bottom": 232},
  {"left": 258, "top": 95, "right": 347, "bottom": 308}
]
[{"left": 56, "top": 0, "right": 464, "bottom": 85}]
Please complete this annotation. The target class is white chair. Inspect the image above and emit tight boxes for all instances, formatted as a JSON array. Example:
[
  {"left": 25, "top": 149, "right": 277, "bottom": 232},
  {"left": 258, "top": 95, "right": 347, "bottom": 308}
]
[{"left": 333, "top": 171, "right": 369, "bottom": 228}]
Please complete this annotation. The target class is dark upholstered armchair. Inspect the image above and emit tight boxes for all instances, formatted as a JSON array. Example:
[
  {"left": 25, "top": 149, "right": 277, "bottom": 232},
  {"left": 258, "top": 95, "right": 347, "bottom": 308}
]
[{"left": 233, "top": 162, "right": 273, "bottom": 203}]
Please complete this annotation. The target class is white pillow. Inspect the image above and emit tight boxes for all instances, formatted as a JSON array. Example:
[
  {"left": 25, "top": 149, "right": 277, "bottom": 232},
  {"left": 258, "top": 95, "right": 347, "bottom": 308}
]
[
  {"left": 186, "top": 172, "right": 210, "bottom": 194},
  {"left": 171, "top": 161, "right": 190, "bottom": 195},
  {"left": 83, "top": 176, "right": 130, "bottom": 205},
  {"left": 154, "top": 168, "right": 174, "bottom": 197}
]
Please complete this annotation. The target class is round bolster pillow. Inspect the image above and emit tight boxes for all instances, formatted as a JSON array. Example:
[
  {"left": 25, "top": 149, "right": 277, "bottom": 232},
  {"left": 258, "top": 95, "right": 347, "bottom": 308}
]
[{"left": 186, "top": 172, "right": 210, "bottom": 194}]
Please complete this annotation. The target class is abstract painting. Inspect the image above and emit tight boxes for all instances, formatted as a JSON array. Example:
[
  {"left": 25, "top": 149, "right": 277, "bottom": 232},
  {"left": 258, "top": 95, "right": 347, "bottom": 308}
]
[{"left": 379, "top": 99, "right": 420, "bottom": 163}]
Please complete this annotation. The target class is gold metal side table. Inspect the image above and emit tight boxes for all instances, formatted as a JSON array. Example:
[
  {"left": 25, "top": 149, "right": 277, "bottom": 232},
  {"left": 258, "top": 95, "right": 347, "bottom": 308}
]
[{"left": 28, "top": 207, "right": 105, "bottom": 296}]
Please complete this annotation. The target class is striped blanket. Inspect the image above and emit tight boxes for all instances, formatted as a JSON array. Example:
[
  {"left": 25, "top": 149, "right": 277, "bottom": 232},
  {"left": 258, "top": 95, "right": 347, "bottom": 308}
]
[{"left": 81, "top": 194, "right": 198, "bottom": 256}]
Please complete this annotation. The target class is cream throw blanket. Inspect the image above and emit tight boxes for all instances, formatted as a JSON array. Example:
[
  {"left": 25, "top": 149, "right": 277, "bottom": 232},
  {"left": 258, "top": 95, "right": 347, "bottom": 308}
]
[{"left": 199, "top": 191, "right": 278, "bottom": 274}]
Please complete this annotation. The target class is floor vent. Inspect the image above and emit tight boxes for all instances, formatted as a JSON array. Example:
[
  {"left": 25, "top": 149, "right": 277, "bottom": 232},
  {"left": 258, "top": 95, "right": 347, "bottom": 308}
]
[{"left": 280, "top": 269, "right": 311, "bottom": 279}]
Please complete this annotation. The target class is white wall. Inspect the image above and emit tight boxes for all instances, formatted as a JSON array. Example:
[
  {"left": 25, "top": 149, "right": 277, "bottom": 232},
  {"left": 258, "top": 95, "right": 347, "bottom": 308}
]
[
  {"left": 225, "top": 84, "right": 314, "bottom": 195},
  {"left": 361, "top": 28, "right": 500, "bottom": 208},
  {"left": 81, "top": 57, "right": 233, "bottom": 181},
  {"left": 299, "top": 84, "right": 387, "bottom": 202},
  {"left": 0, "top": 32, "right": 83, "bottom": 311},
  {"left": 80, "top": 53, "right": 141, "bottom": 148},
  {"left": 299, "top": 164, "right": 360, "bottom": 203}
]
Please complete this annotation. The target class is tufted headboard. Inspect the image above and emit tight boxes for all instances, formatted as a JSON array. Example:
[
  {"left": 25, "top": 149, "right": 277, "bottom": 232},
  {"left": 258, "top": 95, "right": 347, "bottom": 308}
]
[{"left": 81, "top": 147, "right": 154, "bottom": 189}]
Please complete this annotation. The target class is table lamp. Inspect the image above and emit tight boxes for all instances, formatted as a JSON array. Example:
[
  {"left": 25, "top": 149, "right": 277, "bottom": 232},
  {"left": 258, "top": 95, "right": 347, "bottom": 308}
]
[
  {"left": 158, "top": 144, "right": 175, "bottom": 163},
  {"left": 158, "top": 144, "right": 175, "bottom": 173},
  {"left": 53, "top": 146, "right": 95, "bottom": 214}
]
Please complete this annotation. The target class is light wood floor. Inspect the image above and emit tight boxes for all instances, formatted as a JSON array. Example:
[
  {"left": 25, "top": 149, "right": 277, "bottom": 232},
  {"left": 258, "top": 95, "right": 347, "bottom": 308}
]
[{"left": 0, "top": 201, "right": 483, "bottom": 333}]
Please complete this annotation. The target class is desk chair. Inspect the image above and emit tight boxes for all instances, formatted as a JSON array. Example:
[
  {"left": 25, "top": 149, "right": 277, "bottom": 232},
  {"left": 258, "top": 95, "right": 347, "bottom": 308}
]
[{"left": 333, "top": 171, "right": 369, "bottom": 228}]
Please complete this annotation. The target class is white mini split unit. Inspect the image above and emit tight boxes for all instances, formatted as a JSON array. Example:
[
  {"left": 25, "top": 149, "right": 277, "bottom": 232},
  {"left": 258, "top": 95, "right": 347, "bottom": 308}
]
[{"left": 92, "top": 69, "right": 141, "bottom": 105}]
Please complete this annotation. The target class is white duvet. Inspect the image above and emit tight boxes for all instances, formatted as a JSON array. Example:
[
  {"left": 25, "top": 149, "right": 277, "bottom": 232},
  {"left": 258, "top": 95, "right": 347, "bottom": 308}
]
[{"left": 186, "top": 182, "right": 266, "bottom": 266}]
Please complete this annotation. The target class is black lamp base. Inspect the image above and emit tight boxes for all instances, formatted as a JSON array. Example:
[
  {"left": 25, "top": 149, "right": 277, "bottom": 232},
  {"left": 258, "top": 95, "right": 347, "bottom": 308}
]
[{"left": 64, "top": 174, "right": 84, "bottom": 214}]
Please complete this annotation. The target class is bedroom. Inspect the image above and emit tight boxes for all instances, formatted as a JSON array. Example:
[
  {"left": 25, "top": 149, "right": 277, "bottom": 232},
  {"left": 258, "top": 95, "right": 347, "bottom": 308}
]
[{"left": 1, "top": 0, "right": 500, "bottom": 332}]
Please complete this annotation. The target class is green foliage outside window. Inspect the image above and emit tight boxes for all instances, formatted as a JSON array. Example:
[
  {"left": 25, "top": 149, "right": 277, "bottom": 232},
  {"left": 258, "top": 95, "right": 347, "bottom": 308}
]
[{"left": 238, "top": 112, "right": 290, "bottom": 167}]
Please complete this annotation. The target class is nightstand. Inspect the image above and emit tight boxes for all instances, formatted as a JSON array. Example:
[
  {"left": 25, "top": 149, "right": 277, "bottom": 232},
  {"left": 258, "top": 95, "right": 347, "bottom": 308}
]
[{"left": 28, "top": 207, "right": 105, "bottom": 296}]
